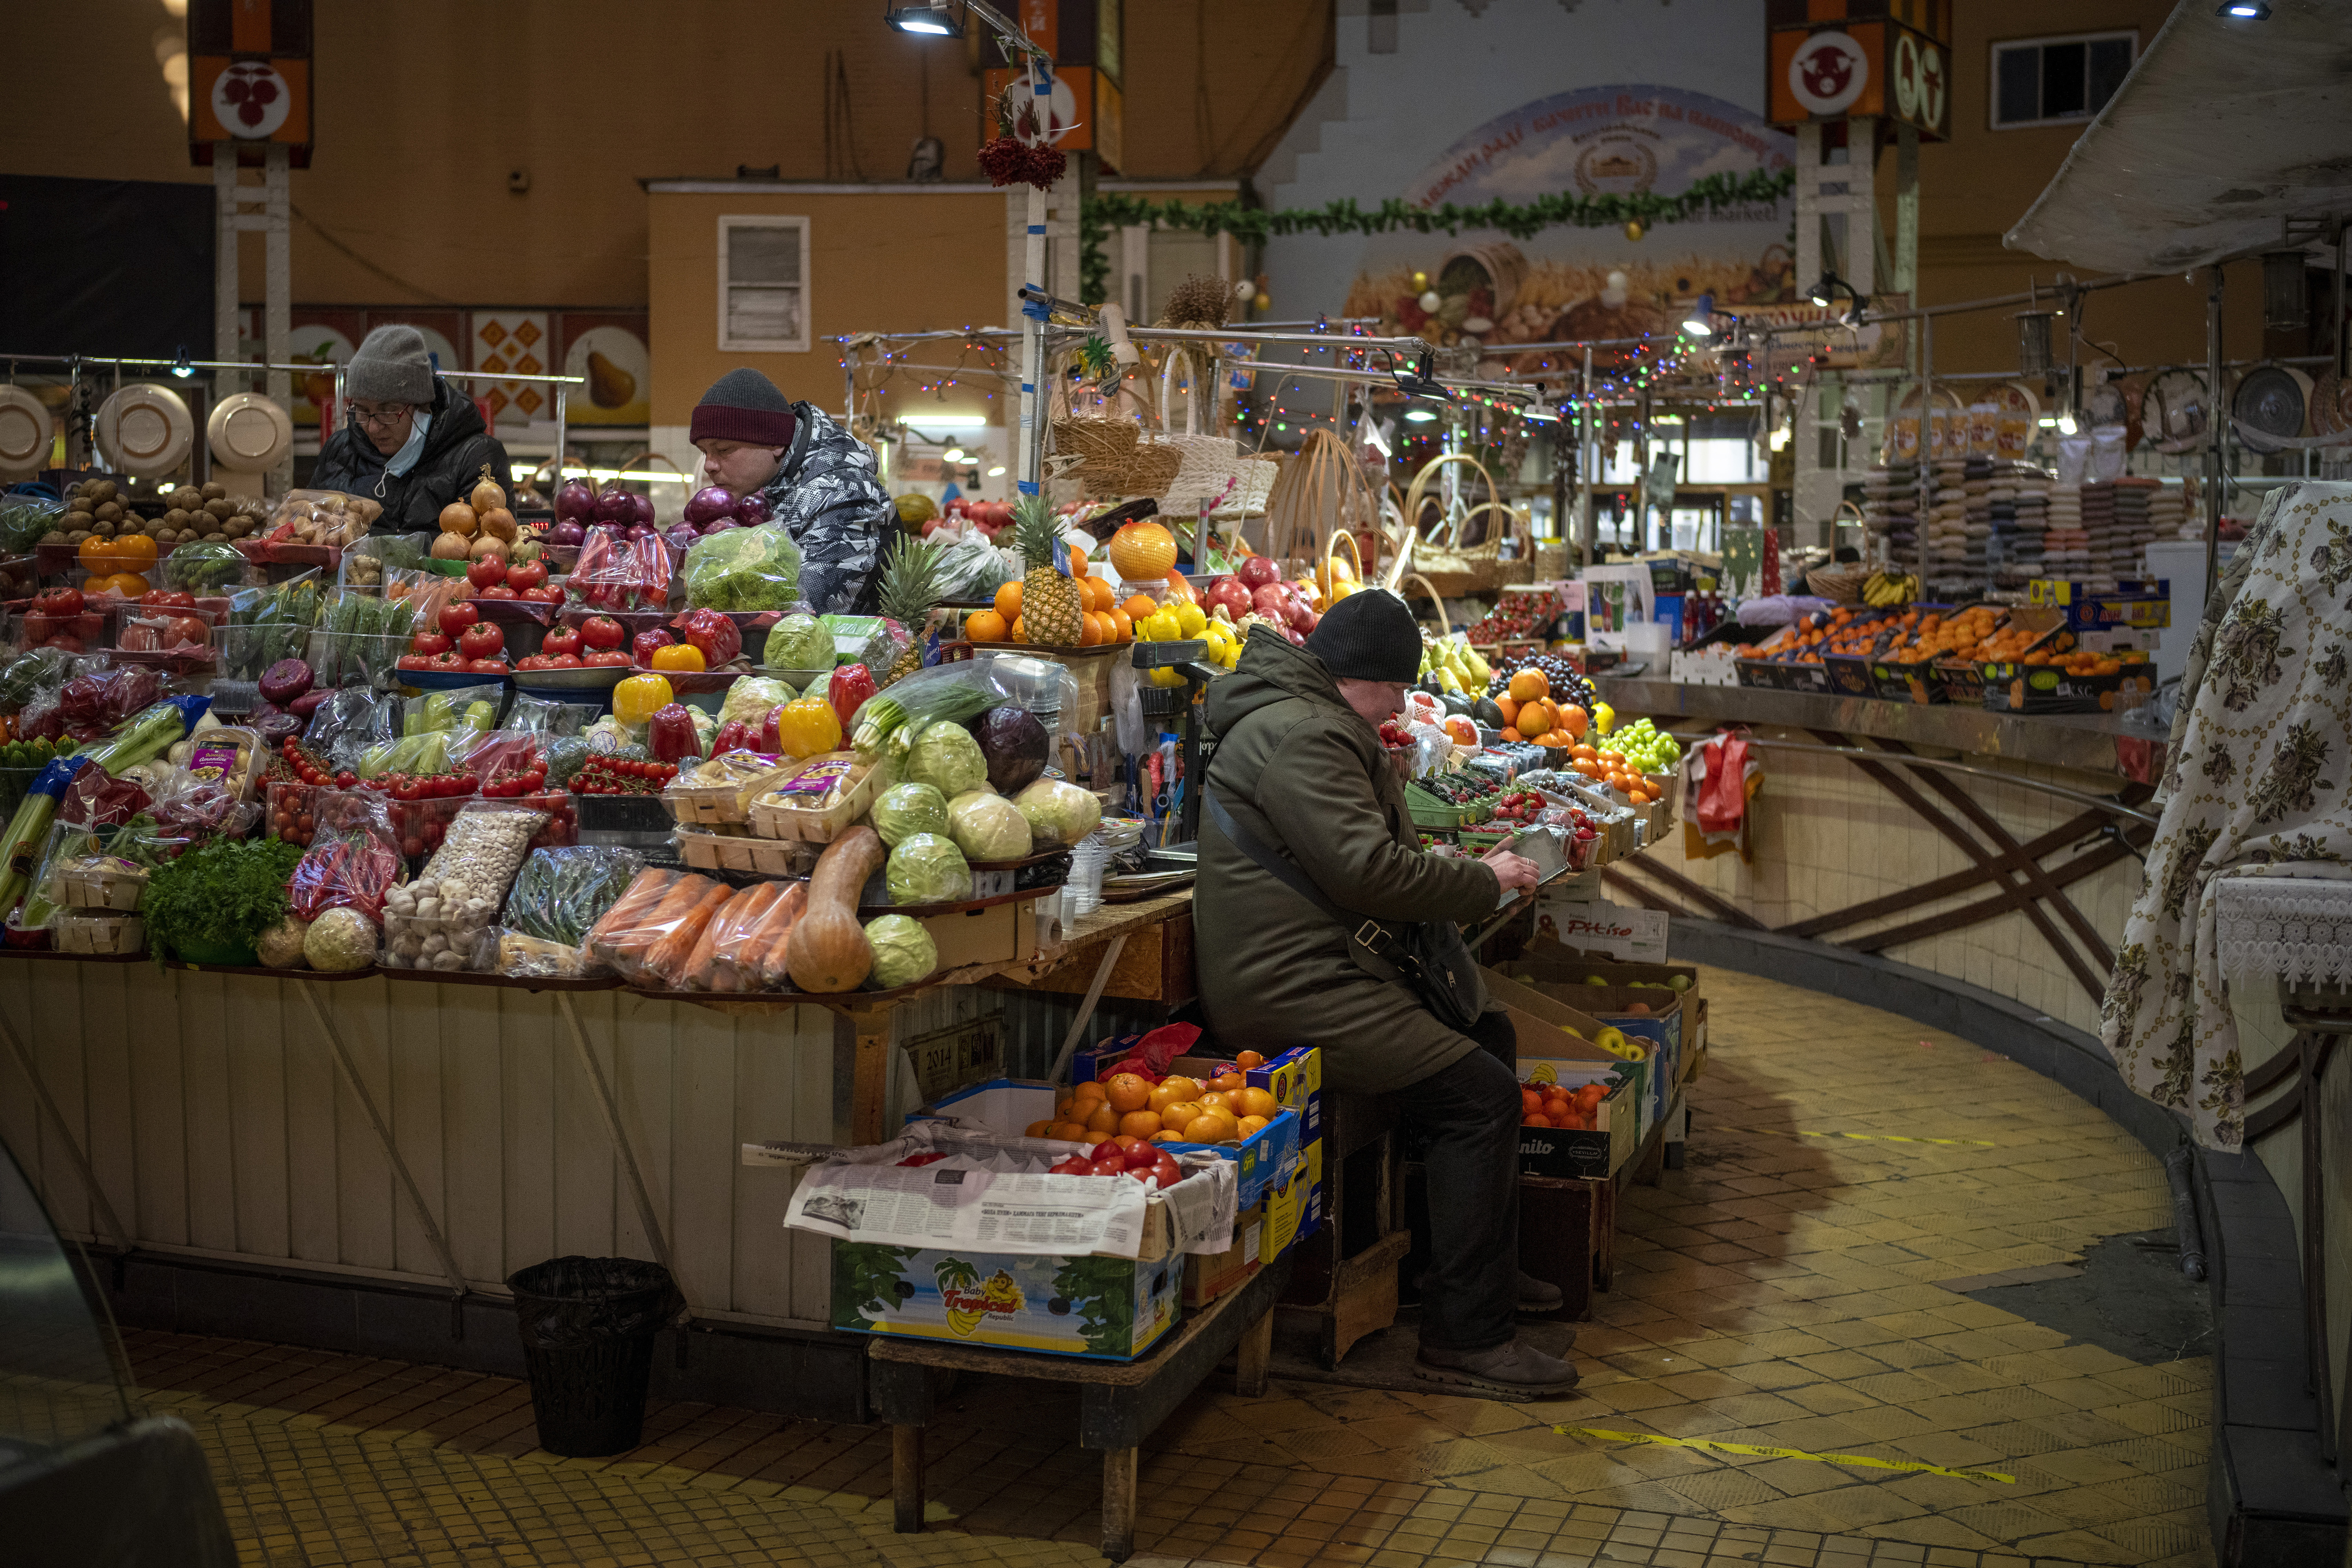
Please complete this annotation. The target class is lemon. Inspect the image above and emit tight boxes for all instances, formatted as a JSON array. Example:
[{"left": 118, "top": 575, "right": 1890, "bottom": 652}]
[
  {"left": 1141, "top": 609, "right": 1183, "bottom": 641},
  {"left": 1175, "top": 603, "right": 1208, "bottom": 638},
  {"left": 1592, "top": 701, "right": 1616, "bottom": 735},
  {"left": 1147, "top": 665, "right": 1188, "bottom": 688}
]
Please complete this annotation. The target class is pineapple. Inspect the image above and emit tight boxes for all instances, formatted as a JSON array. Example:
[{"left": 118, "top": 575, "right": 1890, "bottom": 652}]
[
  {"left": 875, "top": 534, "right": 944, "bottom": 687},
  {"left": 1013, "top": 494, "right": 1083, "bottom": 647}
]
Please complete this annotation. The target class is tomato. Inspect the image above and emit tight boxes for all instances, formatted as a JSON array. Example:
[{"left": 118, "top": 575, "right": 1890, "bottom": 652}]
[
  {"left": 515, "top": 655, "right": 554, "bottom": 671},
  {"left": 466, "top": 557, "right": 507, "bottom": 591},
  {"left": 467, "top": 657, "right": 510, "bottom": 675},
  {"left": 165, "top": 616, "right": 209, "bottom": 647},
  {"left": 579, "top": 615, "right": 625, "bottom": 650},
  {"left": 541, "top": 627, "right": 581, "bottom": 657},
  {"left": 582, "top": 648, "right": 630, "bottom": 668},
  {"left": 458, "top": 622, "right": 505, "bottom": 660},
  {"left": 506, "top": 560, "right": 548, "bottom": 592},
  {"left": 139, "top": 589, "right": 195, "bottom": 610},
  {"left": 119, "top": 624, "right": 160, "bottom": 652},
  {"left": 549, "top": 653, "right": 582, "bottom": 669},
  {"left": 478, "top": 583, "right": 519, "bottom": 601},
  {"left": 523, "top": 585, "right": 564, "bottom": 604},
  {"left": 438, "top": 601, "right": 481, "bottom": 637},
  {"left": 408, "top": 630, "right": 451, "bottom": 656}
]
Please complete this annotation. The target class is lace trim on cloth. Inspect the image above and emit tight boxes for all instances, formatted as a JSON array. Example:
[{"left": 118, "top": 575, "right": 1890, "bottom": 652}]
[{"left": 2213, "top": 875, "right": 2352, "bottom": 984}]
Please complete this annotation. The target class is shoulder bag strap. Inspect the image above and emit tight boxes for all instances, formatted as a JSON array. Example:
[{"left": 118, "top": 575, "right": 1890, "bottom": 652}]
[{"left": 1204, "top": 787, "right": 1401, "bottom": 961}]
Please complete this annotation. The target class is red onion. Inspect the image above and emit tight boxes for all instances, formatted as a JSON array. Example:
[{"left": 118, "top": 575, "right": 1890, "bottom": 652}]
[
  {"left": 555, "top": 478, "right": 597, "bottom": 521},
  {"left": 684, "top": 485, "right": 736, "bottom": 524},
  {"left": 623, "top": 524, "right": 656, "bottom": 542},
  {"left": 288, "top": 688, "right": 333, "bottom": 720},
  {"left": 248, "top": 704, "right": 302, "bottom": 742},
  {"left": 258, "top": 657, "right": 313, "bottom": 705},
  {"left": 629, "top": 493, "right": 656, "bottom": 528},
  {"left": 547, "top": 519, "right": 586, "bottom": 548},
  {"left": 664, "top": 524, "right": 700, "bottom": 552},
  {"left": 699, "top": 518, "right": 739, "bottom": 537},
  {"left": 734, "top": 490, "right": 771, "bottom": 526},
  {"left": 594, "top": 486, "right": 634, "bottom": 523}
]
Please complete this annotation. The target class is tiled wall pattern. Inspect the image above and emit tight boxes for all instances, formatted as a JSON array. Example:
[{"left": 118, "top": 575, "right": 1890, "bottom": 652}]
[{"left": 1648, "top": 734, "right": 2143, "bottom": 1037}]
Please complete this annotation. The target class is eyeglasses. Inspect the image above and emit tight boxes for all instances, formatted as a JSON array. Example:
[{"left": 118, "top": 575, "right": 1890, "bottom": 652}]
[{"left": 350, "top": 404, "right": 412, "bottom": 430}]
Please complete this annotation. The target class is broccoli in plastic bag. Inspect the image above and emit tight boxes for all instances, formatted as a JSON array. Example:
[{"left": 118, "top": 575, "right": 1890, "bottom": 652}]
[{"left": 682, "top": 525, "right": 802, "bottom": 611}]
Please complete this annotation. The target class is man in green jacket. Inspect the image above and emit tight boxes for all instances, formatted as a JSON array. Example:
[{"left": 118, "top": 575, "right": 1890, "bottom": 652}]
[{"left": 1196, "top": 589, "right": 1577, "bottom": 1395}]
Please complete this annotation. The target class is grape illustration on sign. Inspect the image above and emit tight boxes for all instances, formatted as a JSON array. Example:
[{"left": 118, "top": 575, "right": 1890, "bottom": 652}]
[
  {"left": 214, "top": 60, "right": 290, "bottom": 138},
  {"left": 1788, "top": 31, "right": 1868, "bottom": 117}
]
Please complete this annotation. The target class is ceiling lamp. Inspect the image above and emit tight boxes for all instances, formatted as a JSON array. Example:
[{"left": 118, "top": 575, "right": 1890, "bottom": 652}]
[
  {"left": 886, "top": 3, "right": 963, "bottom": 36},
  {"left": 2217, "top": 2, "right": 2271, "bottom": 17}
]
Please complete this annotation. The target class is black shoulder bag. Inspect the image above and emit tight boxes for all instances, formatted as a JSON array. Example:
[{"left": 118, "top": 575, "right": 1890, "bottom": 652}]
[{"left": 1205, "top": 788, "right": 1486, "bottom": 1033}]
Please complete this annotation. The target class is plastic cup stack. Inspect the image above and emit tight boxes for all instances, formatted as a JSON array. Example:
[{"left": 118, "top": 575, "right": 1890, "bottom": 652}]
[{"left": 1065, "top": 839, "right": 1109, "bottom": 918}]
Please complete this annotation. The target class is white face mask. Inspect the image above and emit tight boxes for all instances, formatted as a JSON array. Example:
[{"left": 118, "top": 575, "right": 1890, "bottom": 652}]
[{"left": 383, "top": 409, "right": 431, "bottom": 478}]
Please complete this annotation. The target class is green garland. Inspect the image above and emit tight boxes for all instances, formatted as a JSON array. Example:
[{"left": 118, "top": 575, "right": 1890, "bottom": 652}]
[{"left": 1076, "top": 167, "right": 1795, "bottom": 305}]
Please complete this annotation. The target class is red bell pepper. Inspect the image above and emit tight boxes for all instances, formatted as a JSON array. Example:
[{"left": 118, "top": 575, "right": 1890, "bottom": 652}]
[
  {"left": 633, "top": 628, "right": 675, "bottom": 665},
  {"left": 827, "top": 664, "right": 877, "bottom": 731},
  {"left": 710, "top": 719, "right": 752, "bottom": 756},
  {"left": 648, "top": 702, "right": 701, "bottom": 763},
  {"left": 674, "top": 608, "right": 742, "bottom": 668}
]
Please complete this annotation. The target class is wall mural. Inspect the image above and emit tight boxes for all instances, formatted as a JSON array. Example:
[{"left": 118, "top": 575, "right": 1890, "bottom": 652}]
[{"left": 1341, "top": 85, "right": 1797, "bottom": 359}]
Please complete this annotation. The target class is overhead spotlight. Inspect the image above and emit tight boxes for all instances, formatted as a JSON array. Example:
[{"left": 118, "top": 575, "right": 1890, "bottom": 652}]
[
  {"left": 986, "top": 465, "right": 1006, "bottom": 476},
  {"left": 943, "top": 447, "right": 965, "bottom": 463},
  {"left": 1390, "top": 350, "right": 1454, "bottom": 408},
  {"left": 2057, "top": 409, "right": 2080, "bottom": 436},
  {"left": 2217, "top": 1, "right": 2270, "bottom": 16},
  {"left": 1806, "top": 272, "right": 1851, "bottom": 309},
  {"left": 1681, "top": 293, "right": 1717, "bottom": 338},
  {"left": 885, "top": 2, "right": 962, "bottom": 36},
  {"left": 169, "top": 348, "right": 194, "bottom": 379},
  {"left": 1403, "top": 407, "right": 1438, "bottom": 423}
]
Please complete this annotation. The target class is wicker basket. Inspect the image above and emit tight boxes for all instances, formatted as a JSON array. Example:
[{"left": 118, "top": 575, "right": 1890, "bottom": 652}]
[
  {"left": 1805, "top": 564, "right": 1869, "bottom": 605},
  {"left": 747, "top": 752, "right": 879, "bottom": 844},
  {"left": 55, "top": 911, "right": 144, "bottom": 955},
  {"left": 58, "top": 858, "right": 149, "bottom": 911}
]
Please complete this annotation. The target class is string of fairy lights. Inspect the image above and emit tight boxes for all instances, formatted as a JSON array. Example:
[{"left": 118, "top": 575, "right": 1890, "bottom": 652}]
[{"left": 833, "top": 308, "right": 1865, "bottom": 477}]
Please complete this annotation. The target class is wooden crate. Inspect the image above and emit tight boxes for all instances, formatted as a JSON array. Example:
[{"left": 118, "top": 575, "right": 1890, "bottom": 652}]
[
  {"left": 55, "top": 912, "right": 144, "bottom": 955},
  {"left": 676, "top": 827, "right": 816, "bottom": 877}
]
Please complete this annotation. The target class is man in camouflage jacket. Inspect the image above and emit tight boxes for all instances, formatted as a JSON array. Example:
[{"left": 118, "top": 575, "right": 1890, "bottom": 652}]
[{"left": 690, "top": 368, "right": 892, "bottom": 613}]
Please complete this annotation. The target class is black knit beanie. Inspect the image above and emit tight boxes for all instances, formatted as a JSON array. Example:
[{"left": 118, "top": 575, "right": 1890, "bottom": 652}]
[
  {"left": 1306, "top": 588, "right": 1421, "bottom": 684},
  {"left": 692, "top": 368, "right": 796, "bottom": 448}
]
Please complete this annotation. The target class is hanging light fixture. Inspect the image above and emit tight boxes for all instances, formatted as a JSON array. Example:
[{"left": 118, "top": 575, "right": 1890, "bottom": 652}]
[
  {"left": 885, "top": 2, "right": 963, "bottom": 36},
  {"left": 2015, "top": 310, "right": 2056, "bottom": 374},
  {"left": 1680, "top": 293, "right": 1717, "bottom": 338},
  {"left": 169, "top": 348, "right": 194, "bottom": 379},
  {"left": 2261, "top": 250, "right": 2310, "bottom": 333}
]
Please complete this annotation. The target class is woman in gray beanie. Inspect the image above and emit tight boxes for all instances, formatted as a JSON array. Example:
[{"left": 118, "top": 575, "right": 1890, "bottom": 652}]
[{"left": 311, "top": 325, "right": 514, "bottom": 533}]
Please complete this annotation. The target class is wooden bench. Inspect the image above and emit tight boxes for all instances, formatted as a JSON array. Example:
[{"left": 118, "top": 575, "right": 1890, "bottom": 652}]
[
  {"left": 866, "top": 1252, "right": 1293, "bottom": 1563},
  {"left": 1279, "top": 1090, "right": 1412, "bottom": 1368}
]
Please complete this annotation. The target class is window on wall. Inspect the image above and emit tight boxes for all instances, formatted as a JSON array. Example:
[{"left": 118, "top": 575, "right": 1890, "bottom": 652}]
[
  {"left": 1991, "top": 33, "right": 2136, "bottom": 130},
  {"left": 718, "top": 216, "right": 808, "bottom": 352}
]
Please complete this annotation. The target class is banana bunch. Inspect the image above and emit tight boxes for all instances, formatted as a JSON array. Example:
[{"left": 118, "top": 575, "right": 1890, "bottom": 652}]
[{"left": 1862, "top": 571, "right": 1920, "bottom": 608}]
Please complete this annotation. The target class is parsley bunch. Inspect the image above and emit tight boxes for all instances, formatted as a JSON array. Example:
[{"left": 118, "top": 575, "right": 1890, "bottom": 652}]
[{"left": 139, "top": 836, "right": 305, "bottom": 964}]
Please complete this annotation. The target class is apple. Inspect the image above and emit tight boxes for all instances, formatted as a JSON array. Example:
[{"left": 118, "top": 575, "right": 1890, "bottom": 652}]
[
  {"left": 458, "top": 622, "right": 505, "bottom": 661},
  {"left": 438, "top": 602, "right": 480, "bottom": 637},
  {"left": 542, "top": 627, "right": 582, "bottom": 657},
  {"left": 579, "top": 615, "right": 624, "bottom": 650},
  {"left": 466, "top": 557, "right": 507, "bottom": 591},
  {"left": 1237, "top": 556, "right": 1279, "bottom": 590}
]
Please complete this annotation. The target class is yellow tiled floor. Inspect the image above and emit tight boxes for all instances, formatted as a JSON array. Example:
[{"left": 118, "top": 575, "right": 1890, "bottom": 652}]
[{"left": 113, "top": 964, "right": 2212, "bottom": 1568}]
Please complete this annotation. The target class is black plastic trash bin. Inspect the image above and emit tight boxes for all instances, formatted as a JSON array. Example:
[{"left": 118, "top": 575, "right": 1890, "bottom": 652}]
[{"left": 506, "top": 1256, "right": 682, "bottom": 1457}]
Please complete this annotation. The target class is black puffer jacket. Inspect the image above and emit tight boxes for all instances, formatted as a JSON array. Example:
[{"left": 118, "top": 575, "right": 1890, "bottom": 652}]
[
  {"left": 310, "top": 381, "right": 514, "bottom": 534},
  {"left": 755, "top": 403, "right": 891, "bottom": 614}
]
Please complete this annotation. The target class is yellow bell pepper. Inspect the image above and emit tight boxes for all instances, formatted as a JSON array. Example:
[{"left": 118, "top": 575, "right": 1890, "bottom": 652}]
[
  {"left": 650, "top": 643, "right": 707, "bottom": 672},
  {"left": 613, "top": 673, "right": 674, "bottom": 726},
  {"left": 773, "top": 695, "right": 842, "bottom": 758}
]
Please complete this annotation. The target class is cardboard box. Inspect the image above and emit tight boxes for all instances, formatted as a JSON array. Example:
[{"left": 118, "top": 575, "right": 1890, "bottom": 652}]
[
  {"left": 1160, "top": 1106, "right": 1303, "bottom": 1210},
  {"left": 907, "top": 1078, "right": 1059, "bottom": 1135},
  {"left": 1534, "top": 899, "right": 1669, "bottom": 962},
  {"left": 1515, "top": 1071, "right": 1636, "bottom": 1178},
  {"left": 1263, "top": 1139, "right": 1316, "bottom": 1253},
  {"left": 1075, "top": 1042, "right": 1323, "bottom": 1146},
  {"left": 1182, "top": 1196, "right": 1267, "bottom": 1305},
  {"left": 907, "top": 897, "right": 1040, "bottom": 971},
  {"left": 1507, "top": 946, "right": 1699, "bottom": 999},
  {"left": 831, "top": 1239, "right": 1185, "bottom": 1360},
  {"left": 2029, "top": 577, "right": 2172, "bottom": 632}
]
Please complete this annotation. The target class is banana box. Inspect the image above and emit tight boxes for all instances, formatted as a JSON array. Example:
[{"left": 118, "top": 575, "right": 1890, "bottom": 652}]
[
  {"left": 831, "top": 1241, "right": 1183, "bottom": 1361},
  {"left": 1182, "top": 1195, "right": 1267, "bottom": 1306}
]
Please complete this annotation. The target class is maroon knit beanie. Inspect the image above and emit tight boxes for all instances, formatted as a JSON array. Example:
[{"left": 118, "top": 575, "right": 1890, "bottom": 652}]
[{"left": 691, "top": 368, "right": 797, "bottom": 448}]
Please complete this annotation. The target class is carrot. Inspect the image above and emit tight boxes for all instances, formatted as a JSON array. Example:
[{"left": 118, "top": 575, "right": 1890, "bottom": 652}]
[
  {"left": 610, "top": 872, "right": 716, "bottom": 976},
  {"left": 754, "top": 881, "right": 808, "bottom": 991},
  {"left": 703, "top": 882, "right": 779, "bottom": 992},
  {"left": 643, "top": 878, "right": 733, "bottom": 986},
  {"left": 587, "top": 867, "right": 677, "bottom": 960}
]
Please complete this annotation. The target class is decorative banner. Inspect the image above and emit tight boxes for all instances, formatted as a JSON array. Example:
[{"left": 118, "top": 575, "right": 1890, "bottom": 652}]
[
  {"left": 1341, "top": 85, "right": 1798, "bottom": 354},
  {"left": 187, "top": 0, "right": 316, "bottom": 167},
  {"left": 469, "top": 311, "right": 552, "bottom": 432},
  {"left": 557, "top": 312, "right": 653, "bottom": 427}
]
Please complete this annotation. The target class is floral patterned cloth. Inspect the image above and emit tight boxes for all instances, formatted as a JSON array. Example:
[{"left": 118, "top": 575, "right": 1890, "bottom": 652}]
[{"left": 2105, "top": 481, "right": 2352, "bottom": 1148}]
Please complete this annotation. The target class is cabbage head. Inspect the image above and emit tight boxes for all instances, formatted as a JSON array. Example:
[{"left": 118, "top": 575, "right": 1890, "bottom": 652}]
[
  {"left": 303, "top": 907, "right": 377, "bottom": 972},
  {"left": 872, "top": 782, "right": 950, "bottom": 847},
  {"left": 1013, "top": 778, "right": 1102, "bottom": 846},
  {"left": 906, "top": 719, "right": 987, "bottom": 797},
  {"left": 886, "top": 833, "right": 971, "bottom": 905},
  {"left": 865, "top": 914, "right": 938, "bottom": 988},
  {"left": 766, "top": 612, "right": 835, "bottom": 672},
  {"left": 682, "top": 525, "right": 802, "bottom": 611},
  {"left": 720, "top": 675, "right": 796, "bottom": 728},
  {"left": 947, "top": 788, "right": 1032, "bottom": 862}
]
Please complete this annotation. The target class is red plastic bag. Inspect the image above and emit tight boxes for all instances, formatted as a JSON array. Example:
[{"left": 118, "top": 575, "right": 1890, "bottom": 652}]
[
  {"left": 1695, "top": 730, "right": 1753, "bottom": 837},
  {"left": 289, "top": 789, "right": 405, "bottom": 922}
]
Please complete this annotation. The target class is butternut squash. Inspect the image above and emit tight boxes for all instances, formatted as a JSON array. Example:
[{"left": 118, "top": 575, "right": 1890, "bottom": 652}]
[{"left": 788, "top": 826, "right": 886, "bottom": 993}]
